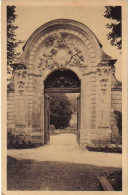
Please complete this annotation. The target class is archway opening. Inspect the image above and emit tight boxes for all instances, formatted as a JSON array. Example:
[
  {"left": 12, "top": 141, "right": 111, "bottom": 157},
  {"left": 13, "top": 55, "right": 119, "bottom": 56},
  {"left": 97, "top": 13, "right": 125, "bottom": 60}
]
[{"left": 44, "top": 69, "right": 81, "bottom": 145}]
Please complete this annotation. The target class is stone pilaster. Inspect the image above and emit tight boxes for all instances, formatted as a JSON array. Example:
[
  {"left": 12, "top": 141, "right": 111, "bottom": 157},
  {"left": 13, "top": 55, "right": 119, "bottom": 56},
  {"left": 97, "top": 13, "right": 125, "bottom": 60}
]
[
  {"left": 30, "top": 75, "right": 43, "bottom": 144},
  {"left": 80, "top": 73, "right": 96, "bottom": 145},
  {"left": 14, "top": 68, "right": 29, "bottom": 144},
  {"left": 94, "top": 60, "right": 116, "bottom": 145}
]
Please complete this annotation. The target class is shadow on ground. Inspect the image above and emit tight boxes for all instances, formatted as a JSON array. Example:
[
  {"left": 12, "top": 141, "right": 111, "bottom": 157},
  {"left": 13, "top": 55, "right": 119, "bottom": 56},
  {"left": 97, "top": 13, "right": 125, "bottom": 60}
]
[{"left": 7, "top": 157, "right": 121, "bottom": 191}]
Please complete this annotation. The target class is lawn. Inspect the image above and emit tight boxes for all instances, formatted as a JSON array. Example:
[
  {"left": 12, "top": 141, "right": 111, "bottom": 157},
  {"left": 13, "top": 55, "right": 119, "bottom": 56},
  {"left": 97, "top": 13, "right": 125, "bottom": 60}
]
[{"left": 7, "top": 156, "right": 122, "bottom": 191}]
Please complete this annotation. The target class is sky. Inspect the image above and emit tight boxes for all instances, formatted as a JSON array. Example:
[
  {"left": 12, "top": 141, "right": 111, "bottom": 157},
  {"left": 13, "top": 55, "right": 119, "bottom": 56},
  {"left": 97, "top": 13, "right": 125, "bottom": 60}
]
[{"left": 14, "top": 5, "right": 122, "bottom": 81}]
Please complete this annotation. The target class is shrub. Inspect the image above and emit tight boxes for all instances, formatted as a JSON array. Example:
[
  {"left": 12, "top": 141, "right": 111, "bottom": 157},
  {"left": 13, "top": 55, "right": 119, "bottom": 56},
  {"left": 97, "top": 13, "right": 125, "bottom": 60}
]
[
  {"left": 7, "top": 130, "right": 38, "bottom": 149},
  {"left": 114, "top": 110, "right": 122, "bottom": 136}
]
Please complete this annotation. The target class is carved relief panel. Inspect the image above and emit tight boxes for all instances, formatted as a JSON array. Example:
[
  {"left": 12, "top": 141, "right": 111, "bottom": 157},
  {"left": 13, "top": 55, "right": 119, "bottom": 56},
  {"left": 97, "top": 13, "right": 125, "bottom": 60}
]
[
  {"left": 97, "top": 63, "right": 112, "bottom": 94},
  {"left": 32, "top": 31, "right": 94, "bottom": 75},
  {"left": 15, "top": 70, "right": 28, "bottom": 95},
  {"left": 37, "top": 32, "right": 87, "bottom": 71},
  {"left": 14, "top": 69, "right": 28, "bottom": 127}
]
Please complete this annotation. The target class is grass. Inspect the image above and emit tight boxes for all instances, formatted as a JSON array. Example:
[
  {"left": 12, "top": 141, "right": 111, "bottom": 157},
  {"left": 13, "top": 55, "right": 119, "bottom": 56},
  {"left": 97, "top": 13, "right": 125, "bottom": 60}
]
[
  {"left": 7, "top": 156, "right": 122, "bottom": 191},
  {"left": 108, "top": 170, "right": 122, "bottom": 191}
]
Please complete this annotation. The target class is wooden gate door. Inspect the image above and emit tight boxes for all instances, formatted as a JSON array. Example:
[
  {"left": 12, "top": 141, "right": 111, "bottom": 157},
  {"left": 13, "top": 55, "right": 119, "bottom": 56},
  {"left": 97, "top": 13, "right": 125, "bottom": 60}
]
[
  {"left": 44, "top": 94, "right": 50, "bottom": 144},
  {"left": 76, "top": 95, "right": 81, "bottom": 145}
]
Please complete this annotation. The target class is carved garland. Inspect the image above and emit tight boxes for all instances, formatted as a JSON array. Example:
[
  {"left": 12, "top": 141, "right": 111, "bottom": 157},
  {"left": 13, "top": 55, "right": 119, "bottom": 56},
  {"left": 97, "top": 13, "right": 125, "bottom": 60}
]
[
  {"left": 37, "top": 32, "right": 87, "bottom": 72},
  {"left": 15, "top": 70, "right": 27, "bottom": 95},
  {"left": 97, "top": 65, "right": 112, "bottom": 94}
]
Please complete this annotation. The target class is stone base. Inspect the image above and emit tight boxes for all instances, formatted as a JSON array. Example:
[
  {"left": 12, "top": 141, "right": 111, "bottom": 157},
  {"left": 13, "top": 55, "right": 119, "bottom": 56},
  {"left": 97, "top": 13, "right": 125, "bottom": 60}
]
[
  {"left": 79, "top": 128, "right": 112, "bottom": 147},
  {"left": 7, "top": 127, "right": 44, "bottom": 146}
]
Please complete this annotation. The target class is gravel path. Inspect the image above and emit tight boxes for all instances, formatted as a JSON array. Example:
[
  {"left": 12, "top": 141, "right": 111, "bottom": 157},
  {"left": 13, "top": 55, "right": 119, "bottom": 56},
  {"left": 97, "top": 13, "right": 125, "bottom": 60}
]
[
  {"left": 7, "top": 133, "right": 122, "bottom": 191},
  {"left": 8, "top": 133, "right": 122, "bottom": 168}
]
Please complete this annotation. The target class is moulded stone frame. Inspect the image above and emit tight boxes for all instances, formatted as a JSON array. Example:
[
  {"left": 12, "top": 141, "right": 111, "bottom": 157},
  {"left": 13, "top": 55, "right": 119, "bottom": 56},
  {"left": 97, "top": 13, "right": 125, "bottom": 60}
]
[{"left": 22, "top": 19, "right": 102, "bottom": 145}]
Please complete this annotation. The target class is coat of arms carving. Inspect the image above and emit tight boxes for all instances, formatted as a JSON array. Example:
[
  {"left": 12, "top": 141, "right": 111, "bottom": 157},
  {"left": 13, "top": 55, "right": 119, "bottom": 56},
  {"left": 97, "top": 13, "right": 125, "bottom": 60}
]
[{"left": 37, "top": 33, "right": 87, "bottom": 71}]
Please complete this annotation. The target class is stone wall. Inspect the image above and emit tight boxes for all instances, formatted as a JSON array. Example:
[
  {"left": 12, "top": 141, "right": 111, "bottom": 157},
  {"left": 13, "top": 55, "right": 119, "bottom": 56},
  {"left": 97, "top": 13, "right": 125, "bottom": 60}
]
[
  {"left": 7, "top": 69, "right": 122, "bottom": 147},
  {"left": 7, "top": 91, "right": 15, "bottom": 131},
  {"left": 111, "top": 89, "right": 122, "bottom": 144}
]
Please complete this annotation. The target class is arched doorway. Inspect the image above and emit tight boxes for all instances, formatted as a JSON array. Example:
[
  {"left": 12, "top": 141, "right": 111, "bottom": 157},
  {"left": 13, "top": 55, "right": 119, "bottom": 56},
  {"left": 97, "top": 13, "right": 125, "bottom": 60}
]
[
  {"left": 44, "top": 69, "right": 81, "bottom": 144},
  {"left": 8, "top": 19, "right": 121, "bottom": 147}
]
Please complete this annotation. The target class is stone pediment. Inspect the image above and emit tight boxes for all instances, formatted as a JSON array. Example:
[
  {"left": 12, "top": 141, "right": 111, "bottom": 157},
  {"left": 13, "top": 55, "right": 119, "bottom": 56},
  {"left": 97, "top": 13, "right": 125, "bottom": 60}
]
[{"left": 20, "top": 19, "right": 103, "bottom": 75}]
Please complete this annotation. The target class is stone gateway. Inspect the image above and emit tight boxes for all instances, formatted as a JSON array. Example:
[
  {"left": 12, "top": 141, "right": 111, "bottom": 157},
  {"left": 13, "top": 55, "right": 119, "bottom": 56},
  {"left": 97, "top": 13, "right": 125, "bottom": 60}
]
[{"left": 7, "top": 19, "right": 122, "bottom": 147}]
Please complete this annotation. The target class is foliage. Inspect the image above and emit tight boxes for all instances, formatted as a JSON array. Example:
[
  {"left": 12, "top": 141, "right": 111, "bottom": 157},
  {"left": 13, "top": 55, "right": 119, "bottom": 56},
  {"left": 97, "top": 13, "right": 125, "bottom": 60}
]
[
  {"left": 114, "top": 110, "right": 122, "bottom": 136},
  {"left": 104, "top": 6, "right": 121, "bottom": 50},
  {"left": 86, "top": 145, "right": 122, "bottom": 153},
  {"left": 49, "top": 93, "right": 72, "bottom": 129},
  {"left": 7, "top": 130, "right": 38, "bottom": 149},
  {"left": 7, "top": 6, "right": 24, "bottom": 66}
]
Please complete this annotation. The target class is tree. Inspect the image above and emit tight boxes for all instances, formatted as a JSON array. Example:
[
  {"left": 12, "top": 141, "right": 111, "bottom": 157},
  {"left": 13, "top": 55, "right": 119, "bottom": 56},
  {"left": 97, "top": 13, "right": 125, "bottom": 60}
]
[
  {"left": 49, "top": 93, "right": 72, "bottom": 129},
  {"left": 7, "top": 6, "right": 24, "bottom": 66},
  {"left": 104, "top": 6, "right": 121, "bottom": 50}
]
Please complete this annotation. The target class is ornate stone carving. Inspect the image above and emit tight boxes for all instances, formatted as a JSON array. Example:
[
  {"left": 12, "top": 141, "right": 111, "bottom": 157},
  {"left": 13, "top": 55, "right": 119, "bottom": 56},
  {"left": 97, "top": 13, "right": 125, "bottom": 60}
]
[
  {"left": 17, "top": 81, "right": 26, "bottom": 94},
  {"left": 15, "top": 70, "right": 27, "bottom": 95},
  {"left": 97, "top": 64, "right": 112, "bottom": 94},
  {"left": 37, "top": 33, "right": 87, "bottom": 72},
  {"left": 45, "top": 70, "right": 80, "bottom": 89}
]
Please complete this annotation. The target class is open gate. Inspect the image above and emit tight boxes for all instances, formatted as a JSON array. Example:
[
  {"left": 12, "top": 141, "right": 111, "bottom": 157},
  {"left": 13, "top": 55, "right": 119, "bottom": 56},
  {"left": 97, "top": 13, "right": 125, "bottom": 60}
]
[
  {"left": 76, "top": 95, "right": 81, "bottom": 145},
  {"left": 44, "top": 70, "right": 81, "bottom": 145},
  {"left": 44, "top": 94, "right": 50, "bottom": 144}
]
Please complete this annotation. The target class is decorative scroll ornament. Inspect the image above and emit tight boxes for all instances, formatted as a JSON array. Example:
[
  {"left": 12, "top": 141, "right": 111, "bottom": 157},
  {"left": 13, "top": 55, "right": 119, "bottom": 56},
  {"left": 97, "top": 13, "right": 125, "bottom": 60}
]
[
  {"left": 45, "top": 70, "right": 80, "bottom": 89},
  {"left": 15, "top": 70, "right": 27, "bottom": 95},
  {"left": 37, "top": 33, "right": 87, "bottom": 72},
  {"left": 97, "top": 64, "right": 112, "bottom": 94}
]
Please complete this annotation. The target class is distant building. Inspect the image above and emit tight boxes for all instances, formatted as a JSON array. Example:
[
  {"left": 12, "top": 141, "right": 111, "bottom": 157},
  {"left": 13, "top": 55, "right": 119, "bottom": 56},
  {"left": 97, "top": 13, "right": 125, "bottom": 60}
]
[{"left": 70, "top": 113, "right": 77, "bottom": 126}]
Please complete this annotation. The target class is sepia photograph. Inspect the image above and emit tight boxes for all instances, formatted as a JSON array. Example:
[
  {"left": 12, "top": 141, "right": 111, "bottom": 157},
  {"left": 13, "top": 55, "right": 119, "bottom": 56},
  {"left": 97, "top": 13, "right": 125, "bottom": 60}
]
[{"left": 1, "top": 0, "right": 127, "bottom": 194}]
